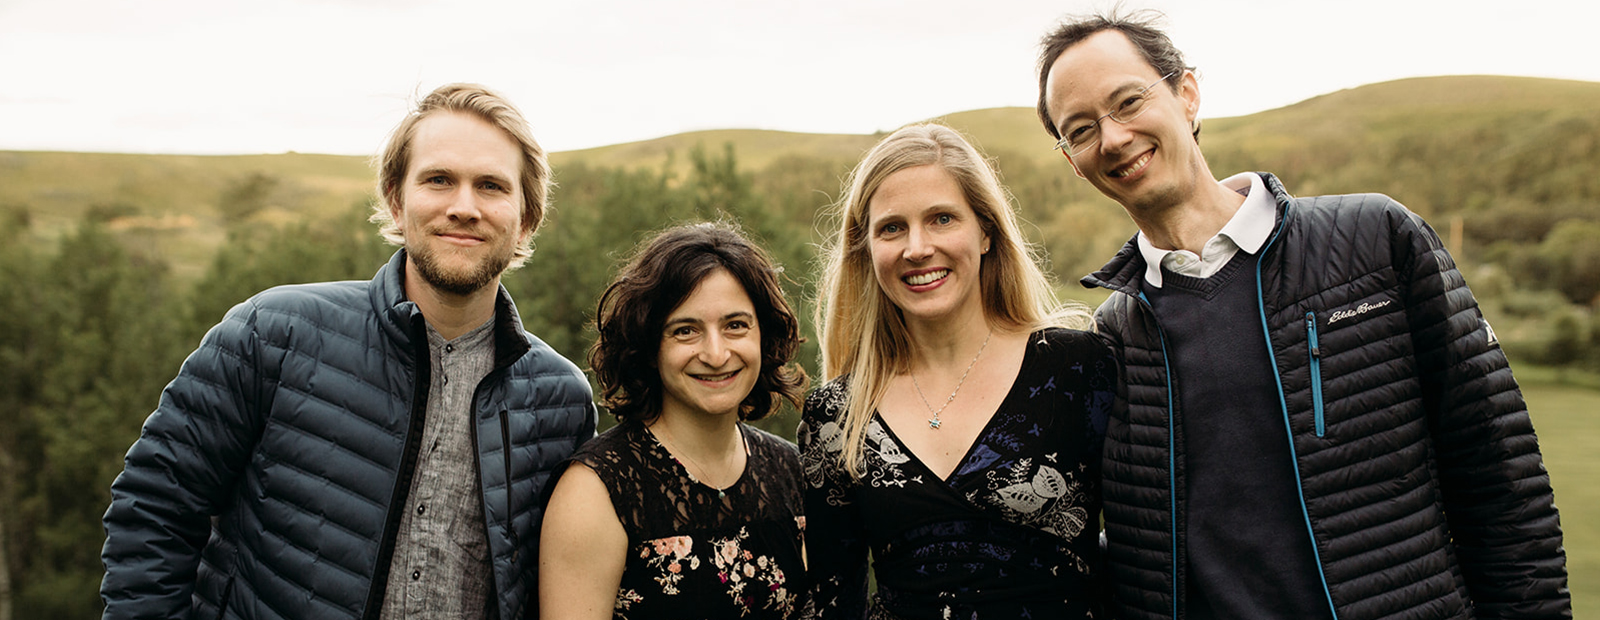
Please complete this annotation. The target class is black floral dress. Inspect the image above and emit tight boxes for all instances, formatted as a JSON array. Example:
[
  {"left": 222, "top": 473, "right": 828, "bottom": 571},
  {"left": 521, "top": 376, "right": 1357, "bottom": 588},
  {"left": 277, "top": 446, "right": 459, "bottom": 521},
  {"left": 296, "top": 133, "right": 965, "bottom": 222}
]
[
  {"left": 798, "top": 328, "right": 1117, "bottom": 619},
  {"left": 569, "top": 421, "right": 808, "bottom": 619}
]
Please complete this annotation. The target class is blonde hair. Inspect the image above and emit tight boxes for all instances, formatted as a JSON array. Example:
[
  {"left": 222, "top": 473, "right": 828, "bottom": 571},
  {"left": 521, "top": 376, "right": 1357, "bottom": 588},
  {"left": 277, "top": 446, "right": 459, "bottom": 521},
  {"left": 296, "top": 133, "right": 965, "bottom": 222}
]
[
  {"left": 814, "top": 123, "right": 1090, "bottom": 478},
  {"left": 370, "top": 83, "right": 551, "bottom": 270}
]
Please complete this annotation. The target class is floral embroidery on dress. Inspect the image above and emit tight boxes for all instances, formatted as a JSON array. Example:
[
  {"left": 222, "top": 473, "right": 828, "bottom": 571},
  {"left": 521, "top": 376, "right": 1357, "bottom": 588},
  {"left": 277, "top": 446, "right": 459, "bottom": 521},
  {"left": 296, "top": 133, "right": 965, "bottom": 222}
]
[
  {"left": 972, "top": 456, "right": 1090, "bottom": 541},
  {"left": 800, "top": 328, "right": 1118, "bottom": 619},
  {"left": 570, "top": 422, "right": 807, "bottom": 619},
  {"left": 708, "top": 527, "right": 799, "bottom": 617},
  {"left": 637, "top": 535, "right": 700, "bottom": 595},
  {"left": 615, "top": 588, "right": 644, "bottom": 612}
]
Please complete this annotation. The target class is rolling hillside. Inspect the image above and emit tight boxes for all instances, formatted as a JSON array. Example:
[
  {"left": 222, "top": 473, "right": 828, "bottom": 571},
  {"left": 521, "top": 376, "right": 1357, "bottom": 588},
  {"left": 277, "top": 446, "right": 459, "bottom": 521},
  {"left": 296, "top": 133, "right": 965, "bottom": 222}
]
[
  {"left": 1, "top": 75, "right": 1597, "bottom": 618},
  {"left": 2, "top": 74, "right": 1596, "bottom": 281}
]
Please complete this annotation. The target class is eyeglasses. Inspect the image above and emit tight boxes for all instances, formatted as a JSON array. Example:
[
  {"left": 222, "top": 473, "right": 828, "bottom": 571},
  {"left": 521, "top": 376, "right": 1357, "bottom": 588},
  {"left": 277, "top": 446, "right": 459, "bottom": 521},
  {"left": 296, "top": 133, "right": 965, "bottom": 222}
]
[{"left": 1053, "top": 71, "right": 1177, "bottom": 158}]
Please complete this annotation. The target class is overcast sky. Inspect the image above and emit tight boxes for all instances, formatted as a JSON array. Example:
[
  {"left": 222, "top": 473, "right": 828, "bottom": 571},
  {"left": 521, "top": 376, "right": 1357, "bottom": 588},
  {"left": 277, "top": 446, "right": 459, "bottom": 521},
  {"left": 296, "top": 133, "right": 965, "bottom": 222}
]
[{"left": 4, "top": 0, "right": 1597, "bottom": 156}]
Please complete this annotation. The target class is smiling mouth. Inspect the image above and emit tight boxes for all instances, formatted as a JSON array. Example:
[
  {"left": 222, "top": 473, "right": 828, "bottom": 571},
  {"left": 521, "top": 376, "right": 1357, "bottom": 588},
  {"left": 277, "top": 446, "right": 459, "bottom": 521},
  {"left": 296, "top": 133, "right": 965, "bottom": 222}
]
[
  {"left": 904, "top": 269, "right": 949, "bottom": 286},
  {"left": 693, "top": 370, "right": 740, "bottom": 382},
  {"left": 1109, "top": 151, "right": 1153, "bottom": 178}
]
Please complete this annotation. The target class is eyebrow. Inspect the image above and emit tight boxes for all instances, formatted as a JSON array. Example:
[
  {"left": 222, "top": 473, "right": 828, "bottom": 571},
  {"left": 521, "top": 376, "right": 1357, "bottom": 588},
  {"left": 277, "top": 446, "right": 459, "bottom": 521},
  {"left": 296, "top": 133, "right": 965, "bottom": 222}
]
[
  {"left": 1062, "top": 78, "right": 1157, "bottom": 124},
  {"left": 870, "top": 204, "right": 961, "bottom": 226},
  {"left": 868, "top": 211, "right": 904, "bottom": 227},
  {"left": 664, "top": 311, "right": 754, "bottom": 329},
  {"left": 414, "top": 166, "right": 515, "bottom": 188}
]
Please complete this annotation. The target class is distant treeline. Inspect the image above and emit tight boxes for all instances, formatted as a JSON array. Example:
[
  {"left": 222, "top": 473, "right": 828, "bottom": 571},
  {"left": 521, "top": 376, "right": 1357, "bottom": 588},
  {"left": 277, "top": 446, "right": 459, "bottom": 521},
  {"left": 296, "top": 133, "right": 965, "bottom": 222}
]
[{"left": 2, "top": 76, "right": 1600, "bottom": 617}]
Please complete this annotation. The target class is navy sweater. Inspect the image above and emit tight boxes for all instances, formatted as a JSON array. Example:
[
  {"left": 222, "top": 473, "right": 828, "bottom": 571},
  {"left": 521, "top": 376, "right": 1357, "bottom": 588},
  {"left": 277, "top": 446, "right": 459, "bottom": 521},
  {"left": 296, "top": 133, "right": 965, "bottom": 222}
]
[{"left": 1144, "top": 251, "right": 1329, "bottom": 619}]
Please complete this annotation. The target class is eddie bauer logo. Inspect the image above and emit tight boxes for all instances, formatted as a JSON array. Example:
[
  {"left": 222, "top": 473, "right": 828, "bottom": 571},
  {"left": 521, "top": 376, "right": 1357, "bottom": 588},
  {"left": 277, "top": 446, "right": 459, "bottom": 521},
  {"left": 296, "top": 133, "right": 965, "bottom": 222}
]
[{"left": 1329, "top": 300, "right": 1392, "bottom": 324}]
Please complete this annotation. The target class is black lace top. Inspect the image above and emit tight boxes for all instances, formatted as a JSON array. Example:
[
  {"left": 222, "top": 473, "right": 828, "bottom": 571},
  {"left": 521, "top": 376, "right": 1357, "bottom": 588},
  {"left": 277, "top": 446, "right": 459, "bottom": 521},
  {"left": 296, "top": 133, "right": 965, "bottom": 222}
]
[
  {"left": 798, "top": 328, "right": 1117, "bottom": 619},
  {"left": 570, "top": 421, "right": 807, "bottom": 619}
]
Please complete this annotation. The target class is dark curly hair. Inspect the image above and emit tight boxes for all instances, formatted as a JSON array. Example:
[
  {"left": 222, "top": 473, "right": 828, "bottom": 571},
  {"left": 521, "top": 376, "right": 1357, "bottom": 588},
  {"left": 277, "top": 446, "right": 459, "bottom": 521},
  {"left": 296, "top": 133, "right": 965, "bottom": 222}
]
[{"left": 589, "top": 222, "right": 807, "bottom": 425}]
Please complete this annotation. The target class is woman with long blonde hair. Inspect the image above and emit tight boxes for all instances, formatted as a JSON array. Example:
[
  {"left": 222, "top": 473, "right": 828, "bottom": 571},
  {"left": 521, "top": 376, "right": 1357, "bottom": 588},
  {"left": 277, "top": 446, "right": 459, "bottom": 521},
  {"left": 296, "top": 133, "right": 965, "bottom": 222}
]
[{"left": 799, "top": 124, "right": 1116, "bottom": 618}]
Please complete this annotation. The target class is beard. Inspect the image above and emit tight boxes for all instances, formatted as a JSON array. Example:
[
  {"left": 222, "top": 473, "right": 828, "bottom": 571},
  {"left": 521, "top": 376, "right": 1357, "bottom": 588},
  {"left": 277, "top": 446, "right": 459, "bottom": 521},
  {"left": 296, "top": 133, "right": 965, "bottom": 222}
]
[{"left": 407, "top": 236, "right": 513, "bottom": 297}]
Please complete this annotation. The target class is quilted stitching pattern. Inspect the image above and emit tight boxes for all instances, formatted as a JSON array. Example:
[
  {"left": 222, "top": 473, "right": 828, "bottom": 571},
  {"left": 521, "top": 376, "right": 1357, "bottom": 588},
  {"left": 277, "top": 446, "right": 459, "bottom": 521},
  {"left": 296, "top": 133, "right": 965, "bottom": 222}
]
[
  {"left": 102, "top": 251, "right": 598, "bottom": 620},
  {"left": 1081, "top": 174, "right": 1567, "bottom": 620}
]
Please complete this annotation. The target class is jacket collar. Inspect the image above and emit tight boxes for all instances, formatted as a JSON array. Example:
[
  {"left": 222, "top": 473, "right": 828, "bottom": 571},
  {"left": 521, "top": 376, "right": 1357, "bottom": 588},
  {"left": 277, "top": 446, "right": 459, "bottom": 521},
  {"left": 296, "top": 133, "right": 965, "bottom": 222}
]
[
  {"left": 1081, "top": 172, "right": 1294, "bottom": 296},
  {"left": 371, "top": 249, "right": 532, "bottom": 369}
]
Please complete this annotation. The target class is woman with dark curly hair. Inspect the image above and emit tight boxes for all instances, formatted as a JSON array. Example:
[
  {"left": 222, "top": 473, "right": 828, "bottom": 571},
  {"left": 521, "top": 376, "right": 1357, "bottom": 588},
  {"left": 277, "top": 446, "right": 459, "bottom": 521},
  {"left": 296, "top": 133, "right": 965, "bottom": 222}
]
[{"left": 540, "top": 222, "right": 809, "bottom": 619}]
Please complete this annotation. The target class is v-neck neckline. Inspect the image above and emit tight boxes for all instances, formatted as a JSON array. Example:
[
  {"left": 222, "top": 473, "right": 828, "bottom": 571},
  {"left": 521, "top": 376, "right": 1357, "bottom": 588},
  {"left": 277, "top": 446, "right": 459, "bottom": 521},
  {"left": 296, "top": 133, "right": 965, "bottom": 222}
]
[{"left": 873, "top": 331, "right": 1039, "bottom": 484}]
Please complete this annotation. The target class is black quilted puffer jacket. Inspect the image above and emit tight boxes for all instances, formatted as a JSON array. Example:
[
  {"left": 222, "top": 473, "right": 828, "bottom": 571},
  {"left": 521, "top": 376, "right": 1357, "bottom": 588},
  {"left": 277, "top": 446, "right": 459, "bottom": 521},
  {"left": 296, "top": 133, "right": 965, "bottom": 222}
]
[
  {"left": 100, "top": 249, "right": 597, "bottom": 620},
  {"left": 1081, "top": 173, "right": 1569, "bottom": 620}
]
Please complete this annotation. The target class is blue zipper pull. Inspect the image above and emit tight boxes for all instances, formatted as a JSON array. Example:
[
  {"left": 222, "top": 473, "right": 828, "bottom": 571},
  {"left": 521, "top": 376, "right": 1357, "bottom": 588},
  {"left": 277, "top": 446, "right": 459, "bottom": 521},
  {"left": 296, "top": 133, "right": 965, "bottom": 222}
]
[{"left": 1305, "top": 312, "right": 1325, "bottom": 438}]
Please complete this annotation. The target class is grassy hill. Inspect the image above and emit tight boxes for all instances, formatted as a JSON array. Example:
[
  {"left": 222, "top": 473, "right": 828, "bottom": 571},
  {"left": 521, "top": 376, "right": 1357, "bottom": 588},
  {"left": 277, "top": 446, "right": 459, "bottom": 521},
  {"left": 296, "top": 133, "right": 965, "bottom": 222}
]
[
  {"left": 2, "top": 75, "right": 1596, "bottom": 281},
  {"left": 1521, "top": 378, "right": 1600, "bottom": 617},
  {"left": 1, "top": 75, "right": 1597, "bottom": 618},
  {"left": 0, "top": 151, "right": 374, "bottom": 278}
]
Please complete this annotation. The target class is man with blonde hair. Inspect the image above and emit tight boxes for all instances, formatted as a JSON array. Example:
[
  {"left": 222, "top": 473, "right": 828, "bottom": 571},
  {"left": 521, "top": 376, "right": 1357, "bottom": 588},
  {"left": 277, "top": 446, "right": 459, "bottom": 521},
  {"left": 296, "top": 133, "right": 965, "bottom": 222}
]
[
  {"left": 1035, "top": 10, "right": 1569, "bottom": 620},
  {"left": 100, "top": 83, "right": 596, "bottom": 620}
]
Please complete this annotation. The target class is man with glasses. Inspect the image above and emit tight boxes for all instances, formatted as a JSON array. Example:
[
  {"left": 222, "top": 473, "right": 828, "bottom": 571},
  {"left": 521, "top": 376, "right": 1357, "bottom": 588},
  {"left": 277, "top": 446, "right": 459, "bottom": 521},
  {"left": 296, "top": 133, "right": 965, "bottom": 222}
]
[{"left": 1035, "top": 10, "right": 1569, "bottom": 620}]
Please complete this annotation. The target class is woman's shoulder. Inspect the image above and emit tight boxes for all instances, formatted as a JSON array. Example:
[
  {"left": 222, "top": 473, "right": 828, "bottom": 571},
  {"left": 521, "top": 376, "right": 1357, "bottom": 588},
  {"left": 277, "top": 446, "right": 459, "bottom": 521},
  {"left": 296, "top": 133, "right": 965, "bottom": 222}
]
[
  {"left": 741, "top": 424, "right": 803, "bottom": 486},
  {"left": 1029, "top": 326, "right": 1113, "bottom": 357},
  {"left": 1027, "top": 327, "right": 1119, "bottom": 380},
  {"left": 571, "top": 422, "right": 647, "bottom": 470},
  {"left": 800, "top": 374, "right": 851, "bottom": 423},
  {"left": 743, "top": 424, "right": 799, "bottom": 458}
]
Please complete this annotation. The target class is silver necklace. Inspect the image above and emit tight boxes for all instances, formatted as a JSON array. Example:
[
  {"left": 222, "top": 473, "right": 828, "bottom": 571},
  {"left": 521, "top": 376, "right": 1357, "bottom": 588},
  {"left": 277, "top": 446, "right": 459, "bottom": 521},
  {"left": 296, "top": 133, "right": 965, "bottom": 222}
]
[
  {"left": 912, "top": 330, "right": 993, "bottom": 430},
  {"left": 652, "top": 423, "right": 746, "bottom": 499}
]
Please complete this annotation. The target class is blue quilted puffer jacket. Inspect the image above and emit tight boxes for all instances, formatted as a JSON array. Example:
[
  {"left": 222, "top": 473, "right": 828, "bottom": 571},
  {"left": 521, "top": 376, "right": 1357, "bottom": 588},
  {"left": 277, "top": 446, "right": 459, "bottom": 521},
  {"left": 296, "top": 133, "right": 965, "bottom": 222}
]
[{"left": 100, "top": 249, "right": 597, "bottom": 620}]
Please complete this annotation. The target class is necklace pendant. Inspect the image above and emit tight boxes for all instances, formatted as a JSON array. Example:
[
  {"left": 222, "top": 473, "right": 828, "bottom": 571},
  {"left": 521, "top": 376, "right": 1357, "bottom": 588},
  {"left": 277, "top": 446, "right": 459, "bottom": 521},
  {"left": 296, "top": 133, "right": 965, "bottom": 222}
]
[{"left": 928, "top": 418, "right": 942, "bottom": 430}]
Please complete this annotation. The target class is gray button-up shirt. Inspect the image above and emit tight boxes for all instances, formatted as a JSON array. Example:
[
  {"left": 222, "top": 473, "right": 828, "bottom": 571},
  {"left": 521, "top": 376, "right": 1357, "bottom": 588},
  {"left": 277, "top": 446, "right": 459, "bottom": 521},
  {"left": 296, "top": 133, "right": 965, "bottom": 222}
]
[{"left": 380, "top": 319, "right": 497, "bottom": 619}]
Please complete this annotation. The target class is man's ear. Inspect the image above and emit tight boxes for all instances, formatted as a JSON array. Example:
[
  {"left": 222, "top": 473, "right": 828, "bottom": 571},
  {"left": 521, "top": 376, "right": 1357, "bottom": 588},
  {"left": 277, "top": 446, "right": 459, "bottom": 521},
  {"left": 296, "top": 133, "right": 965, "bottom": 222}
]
[{"left": 1179, "top": 70, "right": 1201, "bottom": 128}]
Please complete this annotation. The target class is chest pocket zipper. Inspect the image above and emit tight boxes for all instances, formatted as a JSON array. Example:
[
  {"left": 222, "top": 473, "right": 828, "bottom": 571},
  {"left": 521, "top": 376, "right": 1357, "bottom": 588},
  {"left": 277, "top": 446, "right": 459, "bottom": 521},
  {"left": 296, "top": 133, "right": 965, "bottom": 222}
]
[{"left": 1306, "top": 311, "right": 1326, "bottom": 437}]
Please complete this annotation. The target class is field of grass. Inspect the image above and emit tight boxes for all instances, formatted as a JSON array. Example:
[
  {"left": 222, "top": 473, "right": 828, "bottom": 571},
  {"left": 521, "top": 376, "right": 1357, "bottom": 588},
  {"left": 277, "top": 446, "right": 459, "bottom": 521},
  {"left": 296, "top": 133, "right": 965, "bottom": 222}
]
[{"left": 1523, "top": 379, "right": 1600, "bottom": 616}]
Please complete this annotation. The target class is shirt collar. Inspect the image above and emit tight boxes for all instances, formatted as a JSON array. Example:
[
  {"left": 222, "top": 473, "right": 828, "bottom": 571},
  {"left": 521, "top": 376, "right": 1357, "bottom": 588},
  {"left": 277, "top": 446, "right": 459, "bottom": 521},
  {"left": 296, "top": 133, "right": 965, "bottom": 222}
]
[{"left": 1135, "top": 172, "right": 1277, "bottom": 288}]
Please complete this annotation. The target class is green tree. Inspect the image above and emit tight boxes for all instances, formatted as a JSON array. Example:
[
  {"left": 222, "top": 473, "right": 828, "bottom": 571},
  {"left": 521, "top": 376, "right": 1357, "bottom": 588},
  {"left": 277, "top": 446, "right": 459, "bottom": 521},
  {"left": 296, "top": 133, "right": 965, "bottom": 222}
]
[
  {"left": 189, "top": 199, "right": 391, "bottom": 333},
  {"left": 216, "top": 172, "right": 280, "bottom": 224},
  {"left": 1539, "top": 220, "right": 1600, "bottom": 306},
  {"left": 0, "top": 212, "right": 44, "bottom": 620},
  {"left": 5, "top": 222, "right": 187, "bottom": 618}
]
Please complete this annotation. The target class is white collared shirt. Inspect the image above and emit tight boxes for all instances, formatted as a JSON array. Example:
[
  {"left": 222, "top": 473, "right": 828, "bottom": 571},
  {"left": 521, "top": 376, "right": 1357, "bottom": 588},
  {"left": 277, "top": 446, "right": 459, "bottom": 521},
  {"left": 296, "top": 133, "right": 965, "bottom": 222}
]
[{"left": 1136, "top": 172, "right": 1277, "bottom": 288}]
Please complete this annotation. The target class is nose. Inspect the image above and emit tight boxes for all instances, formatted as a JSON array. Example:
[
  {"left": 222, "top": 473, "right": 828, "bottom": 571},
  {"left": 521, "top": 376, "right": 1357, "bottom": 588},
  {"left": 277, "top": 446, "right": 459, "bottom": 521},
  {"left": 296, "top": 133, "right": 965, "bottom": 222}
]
[
  {"left": 445, "top": 186, "right": 483, "bottom": 222},
  {"left": 1097, "top": 117, "right": 1136, "bottom": 155},
  {"left": 699, "top": 331, "right": 732, "bottom": 367},
  {"left": 904, "top": 225, "right": 934, "bottom": 261}
]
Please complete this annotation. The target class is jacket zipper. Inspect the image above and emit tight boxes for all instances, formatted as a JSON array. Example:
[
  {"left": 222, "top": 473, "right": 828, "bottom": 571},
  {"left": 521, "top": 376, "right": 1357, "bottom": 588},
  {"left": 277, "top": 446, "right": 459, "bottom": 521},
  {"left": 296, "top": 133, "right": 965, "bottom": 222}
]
[
  {"left": 1136, "top": 290, "right": 1180, "bottom": 619},
  {"left": 363, "top": 322, "right": 432, "bottom": 620},
  {"left": 1306, "top": 312, "right": 1326, "bottom": 438},
  {"left": 1256, "top": 226, "right": 1339, "bottom": 620}
]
